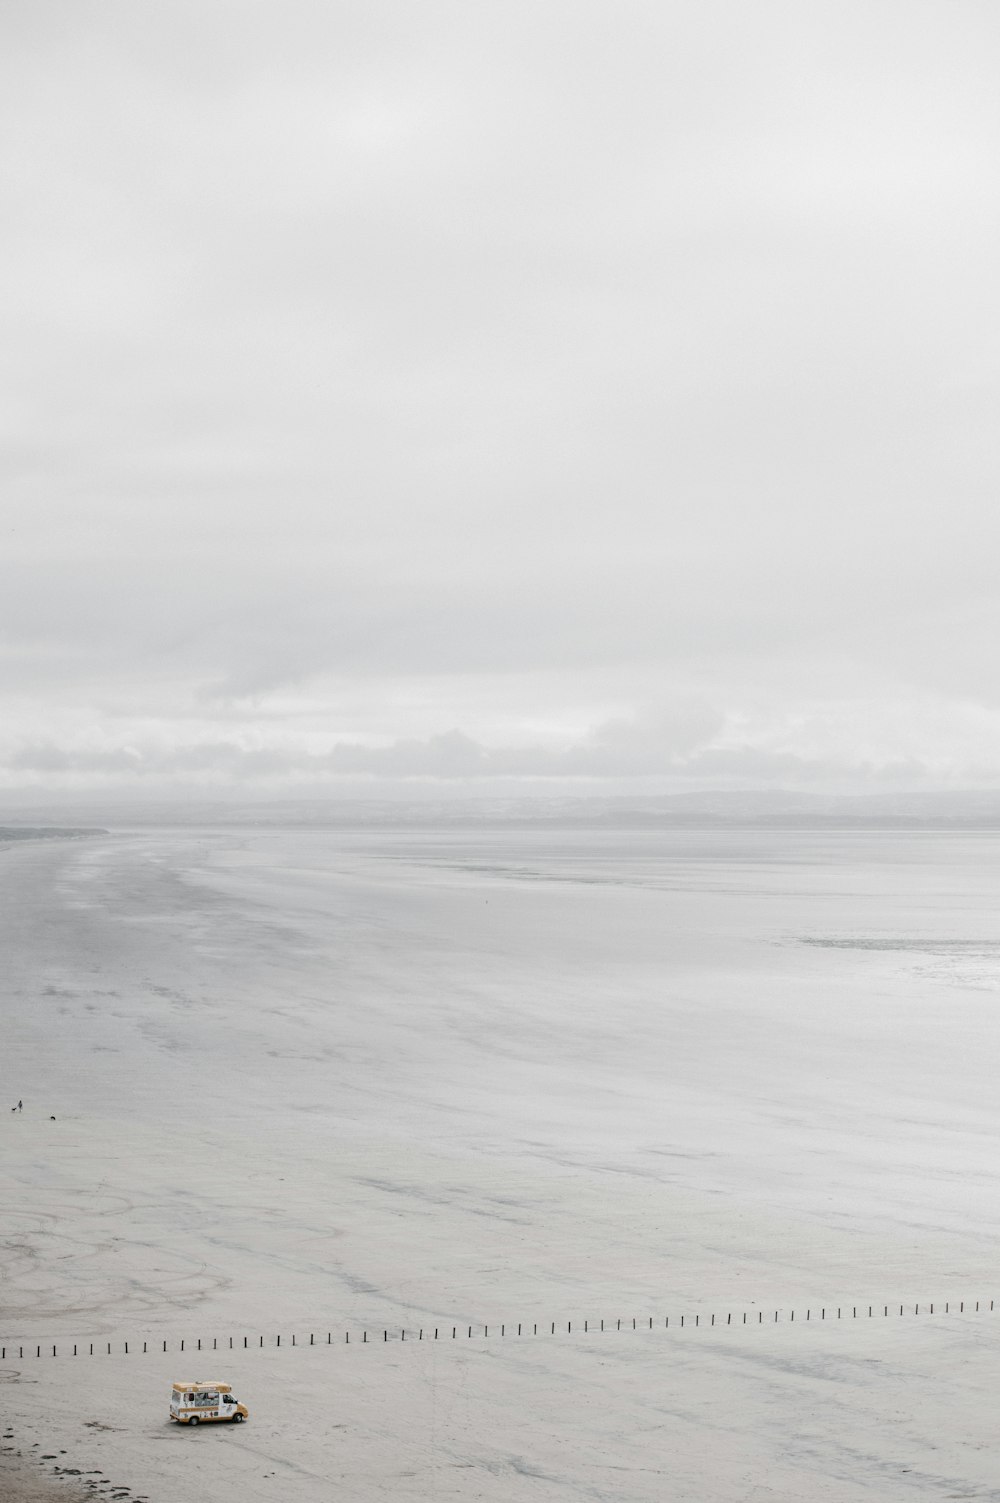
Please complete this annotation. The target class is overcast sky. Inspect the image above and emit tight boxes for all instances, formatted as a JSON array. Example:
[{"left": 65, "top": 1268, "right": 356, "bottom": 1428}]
[{"left": 3, "top": 1, "right": 999, "bottom": 800}]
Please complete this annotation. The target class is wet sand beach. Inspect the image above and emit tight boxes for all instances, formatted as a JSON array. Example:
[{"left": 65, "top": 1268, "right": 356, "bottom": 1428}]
[
  {"left": 3, "top": 826, "right": 1000, "bottom": 1500},
  {"left": 0, "top": 1450, "right": 92, "bottom": 1503}
]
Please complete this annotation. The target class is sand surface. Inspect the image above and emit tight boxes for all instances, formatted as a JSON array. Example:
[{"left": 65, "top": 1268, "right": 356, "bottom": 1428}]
[
  {"left": 2, "top": 826, "right": 999, "bottom": 1500},
  {"left": 0, "top": 1451, "right": 92, "bottom": 1503}
]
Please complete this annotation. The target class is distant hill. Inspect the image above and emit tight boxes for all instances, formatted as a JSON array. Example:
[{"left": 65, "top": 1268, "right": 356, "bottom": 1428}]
[
  {"left": 4, "top": 793, "right": 1000, "bottom": 831},
  {"left": 0, "top": 825, "right": 107, "bottom": 841}
]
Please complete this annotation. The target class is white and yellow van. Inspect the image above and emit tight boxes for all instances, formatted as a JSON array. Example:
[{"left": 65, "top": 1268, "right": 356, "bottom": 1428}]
[{"left": 170, "top": 1381, "right": 248, "bottom": 1425}]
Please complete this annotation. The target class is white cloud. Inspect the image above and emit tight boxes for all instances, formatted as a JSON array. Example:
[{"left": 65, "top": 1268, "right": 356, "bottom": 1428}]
[
  {"left": 7, "top": 694, "right": 1000, "bottom": 796},
  {"left": 2, "top": 3, "right": 999, "bottom": 796}
]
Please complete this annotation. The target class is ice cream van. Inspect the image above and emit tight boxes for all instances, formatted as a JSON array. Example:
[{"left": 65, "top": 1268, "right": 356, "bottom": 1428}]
[{"left": 170, "top": 1381, "right": 248, "bottom": 1425}]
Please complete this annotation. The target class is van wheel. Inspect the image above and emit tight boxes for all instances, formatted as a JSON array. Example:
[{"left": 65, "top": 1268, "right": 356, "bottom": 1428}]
[
  {"left": 188, "top": 1417, "right": 199, "bottom": 1427},
  {"left": 232, "top": 1413, "right": 243, "bottom": 1423}
]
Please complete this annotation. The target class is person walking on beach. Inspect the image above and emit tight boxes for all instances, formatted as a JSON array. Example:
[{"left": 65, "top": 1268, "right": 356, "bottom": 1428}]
[{"left": 17, "top": 1099, "right": 22, "bottom": 1111}]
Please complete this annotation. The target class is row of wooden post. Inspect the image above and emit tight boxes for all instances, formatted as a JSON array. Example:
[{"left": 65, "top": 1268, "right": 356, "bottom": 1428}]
[{"left": 2, "top": 1299, "right": 993, "bottom": 1360}]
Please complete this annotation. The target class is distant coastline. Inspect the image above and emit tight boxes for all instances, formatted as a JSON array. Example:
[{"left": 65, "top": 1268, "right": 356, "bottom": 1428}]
[
  {"left": 6, "top": 790, "right": 1000, "bottom": 833},
  {"left": 0, "top": 827, "right": 107, "bottom": 843}
]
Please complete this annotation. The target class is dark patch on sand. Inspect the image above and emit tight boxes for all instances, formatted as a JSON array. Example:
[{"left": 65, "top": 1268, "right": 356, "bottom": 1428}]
[{"left": 0, "top": 1449, "right": 93, "bottom": 1503}]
